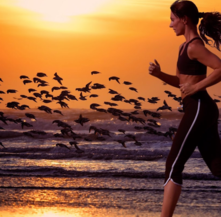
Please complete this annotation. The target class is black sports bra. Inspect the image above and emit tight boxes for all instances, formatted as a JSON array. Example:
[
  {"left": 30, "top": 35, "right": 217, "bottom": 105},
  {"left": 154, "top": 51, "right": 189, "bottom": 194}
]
[{"left": 177, "top": 37, "right": 207, "bottom": 75}]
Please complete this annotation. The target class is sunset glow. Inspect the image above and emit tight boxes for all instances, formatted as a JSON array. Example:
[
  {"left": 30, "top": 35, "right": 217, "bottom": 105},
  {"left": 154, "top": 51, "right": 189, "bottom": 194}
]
[
  {"left": 0, "top": 0, "right": 221, "bottom": 110},
  {"left": 15, "top": 0, "right": 112, "bottom": 23}
]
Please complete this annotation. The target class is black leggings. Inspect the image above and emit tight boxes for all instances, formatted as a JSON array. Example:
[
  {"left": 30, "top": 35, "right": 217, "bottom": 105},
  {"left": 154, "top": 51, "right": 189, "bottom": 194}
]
[{"left": 164, "top": 91, "right": 221, "bottom": 186}]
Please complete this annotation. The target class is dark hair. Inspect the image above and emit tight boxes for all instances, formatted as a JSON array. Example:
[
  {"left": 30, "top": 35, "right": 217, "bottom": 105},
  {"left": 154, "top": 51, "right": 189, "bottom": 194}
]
[{"left": 171, "top": 0, "right": 221, "bottom": 50}]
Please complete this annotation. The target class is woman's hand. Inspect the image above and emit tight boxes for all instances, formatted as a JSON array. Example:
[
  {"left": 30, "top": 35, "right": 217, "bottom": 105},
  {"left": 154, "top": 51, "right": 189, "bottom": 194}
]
[
  {"left": 149, "top": 59, "right": 161, "bottom": 77},
  {"left": 179, "top": 83, "right": 197, "bottom": 96}
]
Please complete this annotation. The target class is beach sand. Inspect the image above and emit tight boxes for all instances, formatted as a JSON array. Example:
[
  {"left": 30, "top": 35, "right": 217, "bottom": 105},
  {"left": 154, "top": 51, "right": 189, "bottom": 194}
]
[{"left": 1, "top": 177, "right": 221, "bottom": 217}]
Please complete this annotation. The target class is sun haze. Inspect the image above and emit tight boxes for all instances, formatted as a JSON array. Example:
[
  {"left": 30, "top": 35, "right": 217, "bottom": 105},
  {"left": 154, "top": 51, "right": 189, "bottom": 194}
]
[{"left": 0, "top": 0, "right": 221, "bottom": 110}]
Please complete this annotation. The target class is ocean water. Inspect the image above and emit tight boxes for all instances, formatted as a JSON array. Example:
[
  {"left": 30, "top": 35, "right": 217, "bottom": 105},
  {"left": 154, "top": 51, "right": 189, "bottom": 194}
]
[{"left": 0, "top": 108, "right": 221, "bottom": 217}]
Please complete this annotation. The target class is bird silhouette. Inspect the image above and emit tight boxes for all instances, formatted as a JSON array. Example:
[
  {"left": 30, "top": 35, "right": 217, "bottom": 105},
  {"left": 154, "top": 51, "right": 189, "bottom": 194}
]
[
  {"left": 37, "top": 72, "right": 47, "bottom": 77},
  {"left": 74, "top": 114, "right": 90, "bottom": 126},
  {"left": 69, "top": 141, "right": 84, "bottom": 153},
  {"left": 21, "top": 121, "right": 33, "bottom": 129},
  {"left": 129, "top": 87, "right": 138, "bottom": 92},
  {"left": 53, "top": 110, "right": 63, "bottom": 115},
  {"left": 90, "top": 94, "right": 99, "bottom": 98},
  {"left": 28, "top": 88, "right": 36, "bottom": 93},
  {"left": 53, "top": 72, "right": 63, "bottom": 85},
  {"left": 7, "top": 89, "right": 18, "bottom": 94},
  {"left": 114, "top": 140, "right": 127, "bottom": 148},
  {"left": 109, "top": 76, "right": 120, "bottom": 83},
  {"left": 38, "top": 105, "right": 52, "bottom": 114},
  {"left": 67, "top": 94, "right": 78, "bottom": 101},
  {"left": 91, "top": 83, "right": 105, "bottom": 89},
  {"left": 157, "top": 100, "right": 172, "bottom": 112},
  {"left": 52, "top": 86, "right": 60, "bottom": 92},
  {"left": 91, "top": 71, "right": 100, "bottom": 75},
  {"left": 23, "top": 80, "right": 32, "bottom": 85},
  {"left": 57, "top": 101, "right": 69, "bottom": 108},
  {"left": 25, "top": 113, "right": 36, "bottom": 120},
  {"left": 56, "top": 143, "right": 70, "bottom": 150},
  {"left": 79, "top": 92, "right": 87, "bottom": 101},
  {"left": 90, "top": 103, "right": 100, "bottom": 110},
  {"left": 108, "top": 89, "right": 118, "bottom": 95},
  {"left": 20, "top": 75, "right": 29, "bottom": 79},
  {"left": 0, "top": 142, "right": 6, "bottom": 148},
  {"left": 123, "top": 81, "right": 132, "bottom": 85},
  {"left": 138, "top": 97, "right": 145, "bottom": 101}
]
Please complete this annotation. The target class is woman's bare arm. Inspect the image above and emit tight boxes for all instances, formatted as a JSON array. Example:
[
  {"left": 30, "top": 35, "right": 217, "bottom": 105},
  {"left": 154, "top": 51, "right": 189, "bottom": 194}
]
[
  {"left": 180, "top": 42, "right": 221, "bottom": 95},
  {"left": 149, "top": 59, "right": 180, "bottom": 88}
]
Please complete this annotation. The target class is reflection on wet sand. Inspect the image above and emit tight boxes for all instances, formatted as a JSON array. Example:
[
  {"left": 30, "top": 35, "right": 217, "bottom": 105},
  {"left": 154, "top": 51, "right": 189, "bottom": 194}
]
[{"left": 0, "top": 206, "right": 162, "bottom": 217}]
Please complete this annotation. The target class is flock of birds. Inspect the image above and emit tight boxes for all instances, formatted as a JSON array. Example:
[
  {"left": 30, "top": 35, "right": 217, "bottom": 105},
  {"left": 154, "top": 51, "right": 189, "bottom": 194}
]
[{"left": 0, "top": 71, "right": 220, "bottom": 152}]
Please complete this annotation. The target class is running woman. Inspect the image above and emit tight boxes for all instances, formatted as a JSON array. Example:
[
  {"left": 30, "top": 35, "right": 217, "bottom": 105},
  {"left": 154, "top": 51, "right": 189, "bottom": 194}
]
[{"left": 149, "top": 1, "right": 221, "bottom": 216}]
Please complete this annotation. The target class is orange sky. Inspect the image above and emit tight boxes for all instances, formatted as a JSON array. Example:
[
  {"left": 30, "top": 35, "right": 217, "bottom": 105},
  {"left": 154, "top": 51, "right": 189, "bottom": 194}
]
[{"left": 1, "top": 0, "right": 221, "bottom": 111}]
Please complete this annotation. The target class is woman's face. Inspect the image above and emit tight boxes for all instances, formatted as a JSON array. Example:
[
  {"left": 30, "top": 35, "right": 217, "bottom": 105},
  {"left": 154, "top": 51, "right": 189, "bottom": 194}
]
[{"left": 169, "top": 11, "right": 185, "bottom": 36}]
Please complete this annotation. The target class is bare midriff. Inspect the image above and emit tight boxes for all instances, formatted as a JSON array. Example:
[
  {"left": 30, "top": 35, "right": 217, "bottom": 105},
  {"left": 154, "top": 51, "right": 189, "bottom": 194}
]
[{"left": 179, "top": 74, "right": 206, "bottom": 99}]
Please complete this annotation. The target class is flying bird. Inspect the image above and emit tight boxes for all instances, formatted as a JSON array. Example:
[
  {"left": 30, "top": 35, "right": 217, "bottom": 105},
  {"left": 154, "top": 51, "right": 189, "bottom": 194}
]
[
  {"left": 38, "top": 105, "right": 52, "bottom": 114},
  {"left": 69, "top": 141, "right": 84, "bottom": 153},
  {"left": 23, "top": 80, "right": 32, "bottom": 85},
  {"left": 56, "top": 143, "right": 70, "bottom": 150},
  {"left": 123, "top": 81, "right": 132, "bottom": 85},
  {"left": 25, "top": 113, "right": 36, "bottom": 120},
  {"left": 28, "top": 88, "right": 36, "bottom": 93},
  {"left": 138, "top": 97, "right": 145, "bottom": 101},
  {"left": 7, "top": 89, "right": 18, "bottom": 94},
  {"left": 27, "top": 96, "right": 37, "bottom": 102},
  {"left": 6, "top": 101, "right": 20, "bottom": 109},
  {"left": 79, "top": 92, "right": 87, "bottom": 101},
  {"left": 37, "top": 72, "right": 47, "bottom": 77},
  {"left": 76, "top": 81, "right": 92, "bottom": 93},
  {"left": 53, "top": 110, "right": 63, "bottom": 115},
  {"left": 74, "top": 114, "right": 90, "bottom": 126},
  {"left": 157, "top": 100, "right": 172, "bottom": 112},
  {"left": 90, "top": 94, "right": 99, "bottom": 98},
  {"left": 43, "top": 99, "right": 52, "bottom": 104},
  {"left": 91, "top": 83, "right": 105, "bottom": 89},
  {"left": 90, "top": 103, "right": 100, "bottom": 110},
  {"left": 0, "top": 142, "right": 6, "bottom": 148},
  {"left": 67, "top": 94, "right": 78, "bottom": 101},
  {"left": 52, "top": 86, "right": 60, "bottom": 92},
  {"left": 129, "top": 87, "right": 138, "bottom": 92},
  {"left": 21, "top": 121, "right": 33, "bottom": 129},
  {"left": 20, "top": 75, "right": 29, "bottom": 79},
  {"left": 53, "top": 72, "right": 63, "bottom": 85},
  {"left": 114, "top": 140, "right": 127, "bottom": 148},
  {"left": 108, "top": 89, "right": 119, "bottom": 94},
  {"left": 57, "top": 101, "right": 69, "bottom": 108},
  {"left": 91, "top": 71, "right": 100, "bottom": 75},
  {"left": 109, "top": 76, "right": 120, "bottom": 84}
]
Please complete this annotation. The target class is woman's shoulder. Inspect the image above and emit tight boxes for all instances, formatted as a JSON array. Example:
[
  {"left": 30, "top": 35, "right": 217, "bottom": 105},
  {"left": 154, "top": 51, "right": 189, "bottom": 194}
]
[
  {"left": 187, "top": 38, "right": 206, "bottom": 59},
  {"left": 188, "top": 39, "right": 205, "bottom": 52}
]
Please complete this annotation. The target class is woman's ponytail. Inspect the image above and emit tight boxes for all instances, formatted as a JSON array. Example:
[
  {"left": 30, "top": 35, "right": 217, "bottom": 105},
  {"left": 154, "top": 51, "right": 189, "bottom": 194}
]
[{"left": 199, "top": 12, "right": 221, "bottom": 51}]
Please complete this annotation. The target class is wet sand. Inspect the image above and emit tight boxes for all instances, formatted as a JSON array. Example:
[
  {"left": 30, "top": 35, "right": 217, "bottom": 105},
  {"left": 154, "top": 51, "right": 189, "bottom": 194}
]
[{"left": 1, "top": 177, "right": 221, "bottom": 217}]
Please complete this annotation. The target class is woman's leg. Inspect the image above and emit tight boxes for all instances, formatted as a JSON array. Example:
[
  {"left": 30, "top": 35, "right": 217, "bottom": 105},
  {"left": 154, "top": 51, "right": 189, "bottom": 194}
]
[
  {"left": 198, "top": 123, "right": 221, "bottom": 178},
  {"left": 162, "top": 98, "right": 202, "bottom": 216},
  {"left": 161, "top": 180, "right": 182, "bottom": 217}
]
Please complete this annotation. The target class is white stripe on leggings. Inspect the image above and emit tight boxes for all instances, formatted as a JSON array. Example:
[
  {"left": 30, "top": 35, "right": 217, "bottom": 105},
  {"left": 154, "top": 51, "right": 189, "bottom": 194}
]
[{"left": 164, "top": 99, "right": 201, "bottom": 187}]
